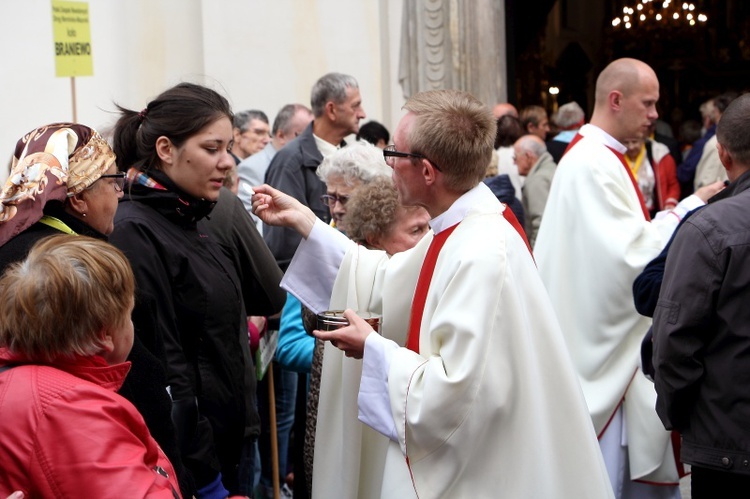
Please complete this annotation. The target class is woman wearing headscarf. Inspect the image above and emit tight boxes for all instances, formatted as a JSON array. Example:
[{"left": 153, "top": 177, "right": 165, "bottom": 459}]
[
  {"left": 110, "top": 82, "right": 282, "bottom": 499},
  {"left": 0, "top": 123, "right": 121, "bottom": 273},
  {"left": 0, "top": 235, "right": 182, "bottom": 497}
]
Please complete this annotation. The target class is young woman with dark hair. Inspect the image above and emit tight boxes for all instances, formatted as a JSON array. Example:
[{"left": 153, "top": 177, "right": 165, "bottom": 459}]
[{"left": 110, "top": 82, "right": 274, "bottom": 499}]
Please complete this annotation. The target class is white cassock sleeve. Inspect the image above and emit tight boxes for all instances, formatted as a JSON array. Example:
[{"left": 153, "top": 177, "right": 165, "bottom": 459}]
[
  {"left": 283, "top": 218, "right": 405, "bottom": 441},
  {"left": 651, "top": 193, "right": 704, "bottom": 240},
  {"left": 358, "top": 332, "right": 400, "bottom": 441},
  {"left": 280, "top": 219, "right": 354, "bottom": 313}
]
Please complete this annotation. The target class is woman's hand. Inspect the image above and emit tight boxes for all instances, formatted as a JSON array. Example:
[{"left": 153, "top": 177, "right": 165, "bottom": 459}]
[{"left": 251, "top": 184, "right": 317, "bottom": 238}]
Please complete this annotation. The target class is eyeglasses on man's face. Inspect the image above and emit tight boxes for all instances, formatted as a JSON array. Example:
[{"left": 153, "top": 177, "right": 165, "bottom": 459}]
[
  {"left": 383, "top": 145, "right": 441, "bottom": 171},
  {"left": 98, "top": 172, "right": 126, "bottom": 192},
  {"left": 320, "top": 193, "right": 349, "bottom": 208}
]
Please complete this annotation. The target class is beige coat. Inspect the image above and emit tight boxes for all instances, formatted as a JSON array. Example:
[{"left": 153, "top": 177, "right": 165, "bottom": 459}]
[{"left": 521, "top": 151, "right": 556, "bottom": 248}]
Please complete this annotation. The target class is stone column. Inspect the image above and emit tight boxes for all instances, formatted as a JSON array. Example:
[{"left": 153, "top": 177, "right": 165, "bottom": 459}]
[{"left": 398, "top": 0, "right": 507, "bottom": 106}]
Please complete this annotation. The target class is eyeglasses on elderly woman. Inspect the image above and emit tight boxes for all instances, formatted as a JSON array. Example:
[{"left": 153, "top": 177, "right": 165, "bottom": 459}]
[
  {"left": 97, "top": 172, "right": 127, "bottom": 192},
  {"left": 320, "top": 193, "right": 350, "bottom": 208}
]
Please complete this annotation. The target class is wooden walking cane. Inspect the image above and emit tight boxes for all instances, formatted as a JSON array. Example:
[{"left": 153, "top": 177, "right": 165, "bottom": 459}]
[
  {"left": 255, "top": 317, "right": 281, "bottom": 499},
  {"left": 267, "top": 362, "right": 280, "bottom": 499}
]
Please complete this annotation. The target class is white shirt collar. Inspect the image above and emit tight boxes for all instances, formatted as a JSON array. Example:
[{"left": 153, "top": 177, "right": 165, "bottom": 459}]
[
  {"left": 429, "top": 183, "right": 493, "bottom": 234},
  {"left": 579, "top": 124, "right": 626, "bottom": 154},
  {"left": 313, "top": 134, "right": 340, "bottom": 158}
]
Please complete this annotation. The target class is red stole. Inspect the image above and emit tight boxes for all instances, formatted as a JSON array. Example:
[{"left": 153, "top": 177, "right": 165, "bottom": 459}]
[
  {"left": 566, "top": 133, "right": 651, "bottom": 222},
  {"left": 502, "top": 204, "right": 533, "bottom": 255},
  {"left": 405, "top": 223, "right": 459, "bottom": 352},
  {"left": 405, "top": 208, "right": 532, "bottom": 353}
]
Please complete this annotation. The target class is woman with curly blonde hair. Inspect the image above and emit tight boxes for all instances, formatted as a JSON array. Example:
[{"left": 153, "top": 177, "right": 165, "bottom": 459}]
[{"left": 344, "top": 176, "right": 430, "bottom": 255}]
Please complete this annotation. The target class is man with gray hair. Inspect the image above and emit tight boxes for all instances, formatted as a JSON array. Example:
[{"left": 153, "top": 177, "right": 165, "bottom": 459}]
[
  {"left": 237, "top": 103, "right": 313, "bottom": 225},
  {"left": 513, "top": 134, "right": 556, "bottom": 247},
  {"left": 232, "top": 109, "right": 270, "bottom": 164},
  {"left": 546, "top": 101, "right": 585, "bottom": 163},
  {"left": 264, "top": 72, "right": 366, "bottom": 271}
]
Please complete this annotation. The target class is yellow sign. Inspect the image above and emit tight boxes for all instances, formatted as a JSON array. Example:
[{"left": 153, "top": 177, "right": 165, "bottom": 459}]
[{"left": 51, "top": 1, "right": 93, "bottom": 77}]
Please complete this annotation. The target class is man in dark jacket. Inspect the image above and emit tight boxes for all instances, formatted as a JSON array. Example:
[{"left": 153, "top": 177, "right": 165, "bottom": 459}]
[
  {"left": 263, "top": 72, "right": 366, "bottom": 271},
  {"left": 653, "top": 93, "right": 750, "bottom": 498},
  {"left": 262, "top": 72, "right": 365, "bottom": 499}
]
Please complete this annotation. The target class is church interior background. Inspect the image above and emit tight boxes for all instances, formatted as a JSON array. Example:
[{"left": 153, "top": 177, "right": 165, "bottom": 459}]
[{"left": 509, "top": 0, "right": 750, "bottom": 134}]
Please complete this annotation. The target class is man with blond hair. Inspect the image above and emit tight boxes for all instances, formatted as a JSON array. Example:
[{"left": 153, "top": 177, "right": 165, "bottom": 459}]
[
  {"left": 535, "top": 58, "right": 723, "bottom": 498},
  {"left": 520, "top": 104, "right": 551, "bottom": 140},
  {"left": 252, "top": 89, "right": 613, "bottom": 498}
]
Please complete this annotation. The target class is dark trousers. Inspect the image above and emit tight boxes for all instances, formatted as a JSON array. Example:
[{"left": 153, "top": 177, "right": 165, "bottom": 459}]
[
  {"left": 691, "top": 465, "right": 750, "bottom": 499},
  {"left": 292, "top": 372, "right": 310, "bottom": 499}
]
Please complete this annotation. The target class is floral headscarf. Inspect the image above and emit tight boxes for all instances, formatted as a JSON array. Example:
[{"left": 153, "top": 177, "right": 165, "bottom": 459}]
[{"left": 0, "top": 123, "right": 116, "bottom": 246}]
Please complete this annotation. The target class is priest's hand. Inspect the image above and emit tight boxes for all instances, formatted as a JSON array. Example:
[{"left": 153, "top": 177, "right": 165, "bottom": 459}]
[
  {"left": 251, "top": 184, "right": 317, "bottom": 238},
  {"left": 694, "top": 180, "right": 726, "bottom": 202},
  {"left": 313, "top": 309, "right": 373, "bottom": 359}
]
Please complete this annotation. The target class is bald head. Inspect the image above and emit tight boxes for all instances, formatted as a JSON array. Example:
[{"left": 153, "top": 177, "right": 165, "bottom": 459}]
[
  {"left": 493, "top": 102, "right": 519, "bottom": 120},
  {"left": 595, "top": 58, "right": 657, "bottom": 107},
  {"left": 591, "top": 58, "right": 659, "bottom": 142}
]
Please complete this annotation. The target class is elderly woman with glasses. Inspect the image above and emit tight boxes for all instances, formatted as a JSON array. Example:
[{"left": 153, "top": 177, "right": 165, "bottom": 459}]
[
  {"left": 0, "top": 123, "right": 123, "bottom": 274},
  {"left": 317, "top": 140, "right": 392, "bottom": 233},
  {"left": 266, "top": 140, "right": 391, "bottom": 496}
]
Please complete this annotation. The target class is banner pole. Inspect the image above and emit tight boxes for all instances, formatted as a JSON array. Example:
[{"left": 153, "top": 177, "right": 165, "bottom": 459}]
[{"left": 70, "top": 77, "right": 77, "bottom": 122}]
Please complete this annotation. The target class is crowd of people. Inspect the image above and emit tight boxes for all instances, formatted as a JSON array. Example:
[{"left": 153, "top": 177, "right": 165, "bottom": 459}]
[{"left": 0, "top": 59, "right": 748, "bottom": 499}]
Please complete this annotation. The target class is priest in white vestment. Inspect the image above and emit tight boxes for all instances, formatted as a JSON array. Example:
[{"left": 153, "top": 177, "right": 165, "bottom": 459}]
[
  {"left": 534, "top": 58, "right": 724, "bottom": 499},
  {"left": 253, "top": 89, "right": 614, "bottom": 499}
]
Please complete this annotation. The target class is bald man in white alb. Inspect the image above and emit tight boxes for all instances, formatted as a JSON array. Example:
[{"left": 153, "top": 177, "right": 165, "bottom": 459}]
[{"left": 535, "top": 58, "right": 723, "bottom": 499}]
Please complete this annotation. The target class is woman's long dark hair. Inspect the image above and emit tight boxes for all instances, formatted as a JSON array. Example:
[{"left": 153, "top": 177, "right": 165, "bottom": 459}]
[{"left": 112, "top": 82, "right": 233, "bottom": 172}]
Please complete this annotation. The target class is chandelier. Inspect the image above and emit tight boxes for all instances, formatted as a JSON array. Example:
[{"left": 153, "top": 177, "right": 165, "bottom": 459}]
[{"left": 611, "top": 0, "right": 708, "bottom": 30}]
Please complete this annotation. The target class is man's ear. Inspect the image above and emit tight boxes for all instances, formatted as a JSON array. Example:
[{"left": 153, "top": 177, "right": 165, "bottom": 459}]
[
  {"left": 717, "top": 142, "right": 732, "bottom": 172},
  {"left": 609, "top": 90, "right": 623, "bottom": 111},
  {"left": 325, "top": 101, "right": 337, "bottom": 121},
  {"left": 421, "top": 158, "right": 439, "bottom": 186},
  {"left": 155, "top": 136, "right": 174, "bottom": 165}
]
